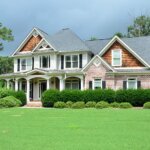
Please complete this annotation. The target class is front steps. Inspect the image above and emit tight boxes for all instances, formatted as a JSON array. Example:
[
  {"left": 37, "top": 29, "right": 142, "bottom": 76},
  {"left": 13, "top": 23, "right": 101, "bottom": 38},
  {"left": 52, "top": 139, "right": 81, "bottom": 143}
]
[{"left": 24, "top": 101, "right": 42, "bottom": 108}]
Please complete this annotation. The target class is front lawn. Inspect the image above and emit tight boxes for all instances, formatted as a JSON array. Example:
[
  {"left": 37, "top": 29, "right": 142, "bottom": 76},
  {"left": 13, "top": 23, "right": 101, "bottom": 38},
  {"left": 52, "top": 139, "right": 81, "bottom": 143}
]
[{"left": 0, "top": 108, "right": 150, "bottom": 150}]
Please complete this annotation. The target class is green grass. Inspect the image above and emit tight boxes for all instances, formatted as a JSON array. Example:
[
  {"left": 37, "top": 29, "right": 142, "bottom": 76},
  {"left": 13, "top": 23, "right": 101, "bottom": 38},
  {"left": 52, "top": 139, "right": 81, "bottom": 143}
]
[{"left": 0, "top": 108, "right": 150, "bottom": 150}]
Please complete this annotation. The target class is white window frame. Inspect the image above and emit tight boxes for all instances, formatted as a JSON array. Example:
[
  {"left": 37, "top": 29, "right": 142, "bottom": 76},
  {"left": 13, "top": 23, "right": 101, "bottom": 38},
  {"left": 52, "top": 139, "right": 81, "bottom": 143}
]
[
  {"left": 93, "top": 78, "right": 102, "bottom": 90},
  {"left": 65, "top": 78, "right": 80, "bottom": 89},
  {"left": 39, "top": 55, "right": 50, "bottom": 69},
  {"left": 64, "top": 54, "right": 79, "bottom": 69},
  {"left": 127, "top": 78, "right": 137, "bottom": 89},
  {"left": 20, "top": 58, "right": 26, "bottom": 71},
  {"left": 112, "top": 49, "right": 122, "bottom": 66}
]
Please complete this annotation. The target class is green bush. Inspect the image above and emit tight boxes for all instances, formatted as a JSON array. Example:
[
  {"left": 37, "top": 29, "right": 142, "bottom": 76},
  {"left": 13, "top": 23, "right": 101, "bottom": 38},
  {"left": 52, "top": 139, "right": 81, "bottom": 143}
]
[
  {"left": 54, "top": 101, "right": 66, "bottom": 108},
  {"left": 41, "top": 89, "right": 60, "bottom": 107},
  {"left": 143, "top": 102, "right": 150, "bottom": 109},
  {"left": 85, "top": 101, "right": 96, "bottom": 108},
  {"left": 13, "top": 91, "right": 26, "bottom": 106},
  {"left": 119, "top": 102, "right": 132, "bottom": 109},
  {"left": 115, "top": 89, "right": 150, "bottom": 107},
  {"left": 0, "top": 88, "right": 14, "bottom": 98},
  {"left": 0, "top": 96, "right": 22, "bottom": 108},
  {"left": 60, "top": 90, "right": 83, "bottom": 102},
  {"left": 95, "top": 101, "right": 110, "bottom": 109},
  {"left": 72, "top": 102, "right": 85, "bottom": 109},
  {"left": 82, "top": 89, "right": 115, "bottom": 103},
  {"left": 110, "top": 102, "right": 120, "bottom": 108},
  {"left": 66, "top": 101, "right": 73, "bottom": 108}
]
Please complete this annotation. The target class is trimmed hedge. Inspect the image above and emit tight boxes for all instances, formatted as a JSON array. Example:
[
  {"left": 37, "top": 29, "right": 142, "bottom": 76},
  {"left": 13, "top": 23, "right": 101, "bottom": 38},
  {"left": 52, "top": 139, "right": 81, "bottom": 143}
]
[
  {"left": 72, "top": 102, "right": 85, "bottom": 109},
  {"left": 41, "top": 89, "right": 150, "bottom": 107},
  {"left": 95, "top": 101, "right": 110, "bottom": 109},
  {"left": 119, "top": 102, "right": 132, "bottom": 109},
  {"left": 143, "top": 102, "right": 150, "bottom": 109},
  {"left": 0, "top": 88, "right": 26, "bottom": 106},
  {"left": 0, "top": 96, "right": 22, "bottom": 108},
  {"left": 54, "top": 101, "right": 66, "bottom": 108},
  {"left": 85, "top": 101, "right": 96, "bottom": 108},
  {"left": 110, "top": 102, "right": 120, "bottom": 108}
]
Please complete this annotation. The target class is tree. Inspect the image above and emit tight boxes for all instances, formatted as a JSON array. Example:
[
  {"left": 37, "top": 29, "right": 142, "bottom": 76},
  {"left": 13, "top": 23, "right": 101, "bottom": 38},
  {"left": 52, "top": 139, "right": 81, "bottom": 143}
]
[
  {"left": 127, "top": 15, "right": 150, "bottom": 37},
  {"left": 90, "top": 36, "right": 98, "bottom": 41},
  {"left": 0, "top": 23, "right": 14, "bottom": 50},
  {"left": 114, "top": 32, "right": 125, "bottom": 38},
  {"left": 0, "top": 56, "right": 13, "bottom": 74}
]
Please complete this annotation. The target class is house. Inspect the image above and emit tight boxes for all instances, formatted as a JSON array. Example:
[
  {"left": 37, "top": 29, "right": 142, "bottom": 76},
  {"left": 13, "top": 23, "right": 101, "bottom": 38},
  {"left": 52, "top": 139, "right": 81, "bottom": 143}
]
[{"left": 1, "top": 27, "right": 150, "bottom": 103}]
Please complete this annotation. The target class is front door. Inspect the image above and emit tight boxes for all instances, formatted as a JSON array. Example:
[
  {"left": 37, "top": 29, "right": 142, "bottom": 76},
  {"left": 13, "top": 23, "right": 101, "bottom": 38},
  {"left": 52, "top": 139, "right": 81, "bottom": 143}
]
[{"left": 39, "top": 81, "right": 47, "bottom": 99}]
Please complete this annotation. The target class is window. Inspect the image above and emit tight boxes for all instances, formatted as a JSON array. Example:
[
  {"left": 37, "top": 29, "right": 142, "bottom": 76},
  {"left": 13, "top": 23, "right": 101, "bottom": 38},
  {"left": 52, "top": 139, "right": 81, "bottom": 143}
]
[
  {"left": 112, "top": 49, "right": 122, "bottom": 66},
  {"left": 127, "top": 78, "right": 137, "bottom": 89},
  {"left": 21, "top": 59, "right": 26, "bottom": 70},
  {"left": 40, "top": 56, "right": 50, "bottom": 68},
  {"left": 65, "top": 79, "right": 79, "bottom": 89},
  {"left": 65, "top": 55, "right": 79, "bottom": 68},
  {"left": 93, "top": 79, "right": 102, "bottom": 89}
]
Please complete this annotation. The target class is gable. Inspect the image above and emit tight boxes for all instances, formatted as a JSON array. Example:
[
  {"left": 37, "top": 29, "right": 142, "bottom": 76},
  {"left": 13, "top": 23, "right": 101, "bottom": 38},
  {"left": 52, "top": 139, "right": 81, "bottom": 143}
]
[
  {"left": 20, "top": 35, "right": 42, "bottom": 52},
  {"left": 33, "top": 40, "right": 54, "bottom": 52},
  {"left": 102, "top": 41, "right": 144, "bottom": 67}
]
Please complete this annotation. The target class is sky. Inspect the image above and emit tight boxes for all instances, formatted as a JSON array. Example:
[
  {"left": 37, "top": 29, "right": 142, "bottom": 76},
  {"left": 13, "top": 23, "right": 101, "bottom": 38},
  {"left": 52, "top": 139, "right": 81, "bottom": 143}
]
[{"left": 0, "top": 0, "right": 150, "bottom": 56}]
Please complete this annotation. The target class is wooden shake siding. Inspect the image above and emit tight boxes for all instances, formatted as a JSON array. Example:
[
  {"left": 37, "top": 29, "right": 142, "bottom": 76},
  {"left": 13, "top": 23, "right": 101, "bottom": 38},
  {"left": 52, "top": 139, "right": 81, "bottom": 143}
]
[
  {"left": 20, "top": 35, "right": 42, "bottom": 52},
  {"left": 102, "top": 41, "right": 144, "bottom": 67}
]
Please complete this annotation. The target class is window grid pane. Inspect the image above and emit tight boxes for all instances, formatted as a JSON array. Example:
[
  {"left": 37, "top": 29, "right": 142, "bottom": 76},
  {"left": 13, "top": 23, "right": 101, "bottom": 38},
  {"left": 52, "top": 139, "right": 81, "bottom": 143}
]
[
  {"left": 128, "top": 79, "right": 136, "bottom": 89},
  {"left": 94, "top": 79, "right": 101, "bottom": 89}
]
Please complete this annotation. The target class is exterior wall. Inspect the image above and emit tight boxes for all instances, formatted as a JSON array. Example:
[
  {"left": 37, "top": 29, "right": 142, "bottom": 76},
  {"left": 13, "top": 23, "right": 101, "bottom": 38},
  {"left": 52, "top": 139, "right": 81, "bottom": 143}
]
[
  {"left": 20, "top": 35, "right": 42, "bottom": 52},
  {"left": 102, "top": 41, "right": 144, "bottom": 67},
  {"left": 84, "top": 63, "right": 109, "bottom": 89},
  {"left": 14, "top": 59, "right": 17, "bottom": 72}
]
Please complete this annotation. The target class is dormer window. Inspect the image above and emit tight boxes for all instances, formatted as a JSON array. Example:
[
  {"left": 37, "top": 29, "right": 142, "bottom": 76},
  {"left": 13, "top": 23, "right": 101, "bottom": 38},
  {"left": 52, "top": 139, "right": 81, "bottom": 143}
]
[{"left": 112, "top": 49, "right": 122, "bottom": 66}]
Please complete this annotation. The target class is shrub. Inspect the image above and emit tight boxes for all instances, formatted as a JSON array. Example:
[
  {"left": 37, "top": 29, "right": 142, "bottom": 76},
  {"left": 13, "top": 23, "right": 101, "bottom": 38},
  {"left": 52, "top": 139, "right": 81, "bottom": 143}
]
[
  {"left": 95, "top": 101, "right": 110, "bottom": 109},
  {"left": 60, "top": 90, "right": 83, "bottom": 102},
  {"left": 13, "top": 91, "right": 26, "bottom": 106},
  {"left": 66, "top": 101, "right": 73, "bottom": 108},
  {"left": 42, "top": 89, "right": 60, "bottom": 107},
  {"left": 82, "top": 89, "right": 115, "bottom": 103},
  {"left": 115, "top": 89, "right": 150, "bottom": 107},
  {"left": 143, "top": 102, "right": 150, "bottom": 109},
  {"left": 110, "top": 102, "right": 120, "bottom": 108},
  {"left": 54, "top": 101, "right": 66, "bottom": 108},
  {"left": 0, "top": 88, "right": 15, "bottom": 98},
  {"left": 119, "top": 102, "right": 132, "bottom": 109},
  {"left": 85, "top": 101, "right": 96, "bottom": 108},
  {"left": 0, "top": 96, "right": 22, "bottom": 108},
  {"left": 71, "top": 102, "right": 85, "bottom": 109}
]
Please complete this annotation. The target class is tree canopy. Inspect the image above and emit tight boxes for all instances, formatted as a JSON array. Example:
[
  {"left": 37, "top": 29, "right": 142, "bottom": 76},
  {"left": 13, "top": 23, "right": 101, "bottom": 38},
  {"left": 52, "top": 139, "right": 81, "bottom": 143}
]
[{"left": 0, "top": 23, "right": 14, "bottom": 51}]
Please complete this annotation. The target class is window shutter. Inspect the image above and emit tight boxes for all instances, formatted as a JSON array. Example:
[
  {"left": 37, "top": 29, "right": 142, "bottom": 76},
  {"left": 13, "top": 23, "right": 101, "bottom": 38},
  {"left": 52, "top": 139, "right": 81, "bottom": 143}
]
[
  {"left": 79, "top": 80, "right": 81, "bottom": 90},
  {"left": 102, "top": 81, "right": 106, "bottom": 89},
  {"left": 123, "top": 81, "right": 127, "bottom": 90},
  {"left": 61, "top": 55, "right": 64, "bottom": 69},
  {"left": 17, "top": 59, "right": 20, "bottom": 71},
  {"left": 137, "top": 81, "right": 141, "bottom": 89},
  {"left": 40, "top": 56, "right": 41, "bottom": 68},
  {"left": 49, "top": 56, "right": 50, "bottom": 68},
  {"left": 32, "top": 57, "right": 34, "bottom": 69},
  {"left": 79, "top": 54, "right": 82, "bottom": 68},
  {"left": 89, "top": 81, "right": 93, "bottom": 89}
]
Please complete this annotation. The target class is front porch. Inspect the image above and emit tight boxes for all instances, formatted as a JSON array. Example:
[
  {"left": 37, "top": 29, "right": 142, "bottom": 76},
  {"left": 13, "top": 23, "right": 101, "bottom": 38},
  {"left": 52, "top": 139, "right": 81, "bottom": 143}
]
[{"left": 2, "top": 75, "right": 84, "bottom": 103}]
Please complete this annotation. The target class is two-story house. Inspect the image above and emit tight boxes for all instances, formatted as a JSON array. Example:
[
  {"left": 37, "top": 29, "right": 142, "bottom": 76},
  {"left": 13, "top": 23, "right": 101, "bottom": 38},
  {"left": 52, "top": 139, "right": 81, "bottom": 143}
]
[{"left": 1, "top": 27, "right": 150, "bottom": 104}]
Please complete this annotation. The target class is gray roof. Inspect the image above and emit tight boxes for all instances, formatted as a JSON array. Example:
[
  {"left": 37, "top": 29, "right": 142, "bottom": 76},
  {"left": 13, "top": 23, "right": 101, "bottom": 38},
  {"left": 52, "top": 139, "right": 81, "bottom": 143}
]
[
  {"left": 85, "top": 39, "right": 110, "bottom": 54},
  {"left": 36, "top": 28, "right": 90, "bottom": 52},
  {"left": 85, "top": 36, "right": 150, "bottom": 65}
]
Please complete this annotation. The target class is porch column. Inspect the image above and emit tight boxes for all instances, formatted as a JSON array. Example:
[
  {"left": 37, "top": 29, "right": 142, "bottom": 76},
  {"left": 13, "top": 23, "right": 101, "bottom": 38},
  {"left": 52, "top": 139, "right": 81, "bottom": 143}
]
[
  {"left": 80, "top": 78, "right": 84, "bottom": 90},
  {"left": 27, "top": 79, "right": 30, "bottom": 103},
  {"left": 6, "top": 79, "right": 10, "bottom": 89},
  {"left": 15, "top": 79, "right": 18, "bottom": 91},
  {"left": 47, "top": 78, "right": 50, "bottom": 90},
  {"left": 60, "top": 78, "right": 64, "bottom": 91}
]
